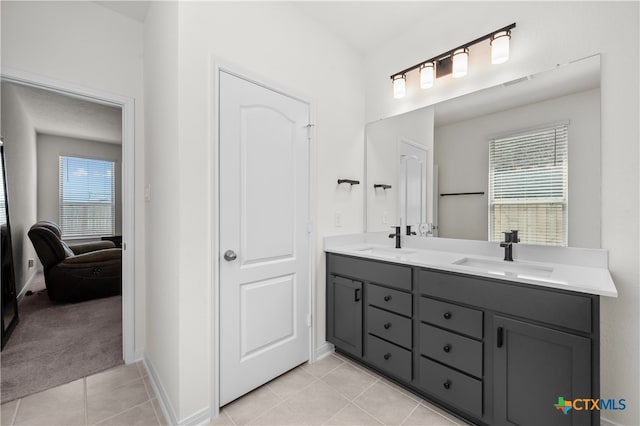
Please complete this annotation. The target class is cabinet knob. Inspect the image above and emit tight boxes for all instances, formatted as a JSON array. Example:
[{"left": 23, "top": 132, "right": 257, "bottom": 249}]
[
  {"left": 384, "top": 295, "right": 392, "bottom": 301},
  {"left": 443, "top": 311, "right": 452, "bottom": 320},
  {"left": 443, "top": 345, "right": 451, "bottom": 353},
  {"left": 443, "top": 380, "right": 451, "bottom": 390},
  {"left": 384, "top": 322, "right": 392, "bottom": 329},
  {"left": 383, "top": 353, "right": 391, "bottom": 360}
]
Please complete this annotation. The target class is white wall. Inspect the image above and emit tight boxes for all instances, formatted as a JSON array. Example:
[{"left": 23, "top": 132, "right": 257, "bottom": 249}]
[
  {"left": 1, "top": 0, "right": 146, "bottom": 353},
  {"left": 150, "top": 2, "right": 364, "bottom": 420},
  {"left": 37, "top": 134, "right": 122, "bottom": 236},
  {"left": 143, "top": 0, "right": 180, "bottom": 418},
  {"left": 365, "top": 3, "right": 639, "bottom": 424},
  {"left": 435, "top": 88, "right": 601, "bottom": 248},
  {"left": 0, "top": 83, "right": 38, "bottom": 295},
  {"left": 366, "top": 106, "right": 434, "bottom": 232}
]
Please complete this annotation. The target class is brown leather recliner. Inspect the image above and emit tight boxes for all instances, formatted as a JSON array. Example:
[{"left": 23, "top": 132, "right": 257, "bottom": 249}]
[{"left": 27, "top": 221, "right": 122, "bottom": 303}]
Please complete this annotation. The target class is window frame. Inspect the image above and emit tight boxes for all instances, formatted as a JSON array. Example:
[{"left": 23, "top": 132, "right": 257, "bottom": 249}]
[
  {"left": 488, "top": 123, "right": 569, "bottom": 247},
  {"left": 58, "top": 155, "right": 116, "bottom": 239}
]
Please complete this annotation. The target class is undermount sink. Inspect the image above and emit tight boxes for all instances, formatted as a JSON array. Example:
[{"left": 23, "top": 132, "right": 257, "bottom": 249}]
[
  {"left": 452, "top": 257, "right": 554, "bottom": 279},
  {"left": 357, "top": 246, "right": 417, "bottom": 256}
]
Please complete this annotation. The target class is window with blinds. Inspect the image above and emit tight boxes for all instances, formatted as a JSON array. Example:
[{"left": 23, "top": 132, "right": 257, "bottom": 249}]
[
  {"left": 59, "top": 156, "right": 115, "bottom": 238},
  {"left": 488, "top": 124, "right": 568, "bottom": 246}
]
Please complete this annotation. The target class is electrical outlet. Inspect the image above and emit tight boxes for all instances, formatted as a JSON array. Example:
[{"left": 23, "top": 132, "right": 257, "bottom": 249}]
[
  {"left": 144, "top": 184, "right": 151, "bottom": 202},
  {"left": 334, "top": 211, "right": 343, "bottom": 227},
  {"left": 28, "top": 259, "right": 34, "bottom": 268}
]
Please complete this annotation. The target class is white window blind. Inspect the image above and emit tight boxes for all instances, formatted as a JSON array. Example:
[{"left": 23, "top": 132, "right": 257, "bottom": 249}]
[
  {"left": 488, "top": 124, "right": 568, "bottom": 246},
  {"left": 59, "top": 156, "right": 115, "bottom": 238}
]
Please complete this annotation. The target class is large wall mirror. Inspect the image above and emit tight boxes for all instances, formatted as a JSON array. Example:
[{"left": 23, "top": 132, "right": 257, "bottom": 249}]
[
  {"left": 1, "top": 141, "right": 19, "bottom": 349},
  {"left": 365, "top": 54, "right": 601, "bottom": 248}
]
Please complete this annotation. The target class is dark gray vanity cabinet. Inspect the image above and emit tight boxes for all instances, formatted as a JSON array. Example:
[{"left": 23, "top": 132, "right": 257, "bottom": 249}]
[
  {"left": 326, "top": 253, "right": 600, "bottom": 426},
  {"left": 493, "top": 316, "right": 592, "bottom": 426},
  {"left": 326, "top": 274, "right": 363, "bottom": 357}
]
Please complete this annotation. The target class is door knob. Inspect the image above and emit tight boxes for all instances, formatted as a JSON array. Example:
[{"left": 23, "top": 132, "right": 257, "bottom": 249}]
[{"left": 224, "top": 250, "right": 237, "bottom": 261}]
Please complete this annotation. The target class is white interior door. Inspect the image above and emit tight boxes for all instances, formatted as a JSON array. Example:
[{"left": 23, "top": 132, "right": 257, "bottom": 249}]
[
  {"left": 398, "top": 140, "right": 428, "bottom": 231},
  {"left": 219, "top": 71, "right": 311, "bottom": 406}
]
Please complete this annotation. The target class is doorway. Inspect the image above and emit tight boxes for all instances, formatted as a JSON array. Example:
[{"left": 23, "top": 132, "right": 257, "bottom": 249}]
[{"left": 0, "top": 70, "right": 136, "bottom": 399}]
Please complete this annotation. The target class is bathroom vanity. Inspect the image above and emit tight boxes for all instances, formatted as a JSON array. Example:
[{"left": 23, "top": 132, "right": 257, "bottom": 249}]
[{"left": 325, "top": 234, "right": 616, "bottom": 426}]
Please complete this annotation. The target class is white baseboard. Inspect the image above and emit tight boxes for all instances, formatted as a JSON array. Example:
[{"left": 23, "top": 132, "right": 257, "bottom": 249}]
[
  {"left": 315, "top": 342, "right": 335, "bottom": 360},
  {"left": 17, "top": 270, "right": 40, "bottom": 301},
  {"left": 142, "top": 354, "right": 211, "bottom": 426}
]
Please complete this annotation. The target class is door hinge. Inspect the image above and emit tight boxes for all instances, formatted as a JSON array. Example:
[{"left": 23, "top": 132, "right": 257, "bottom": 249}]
[
  {"left": 307, "top": 221, "right": 313, "bottom": 234},
  {"left": 306, "top": 314, "right": 312, "bottom": 327},
  {"left": 122, "top": 242, "right": 126, "bottom": 250},
  {"left": 306, "top": 123, "right": 315, "bottom": 140}
]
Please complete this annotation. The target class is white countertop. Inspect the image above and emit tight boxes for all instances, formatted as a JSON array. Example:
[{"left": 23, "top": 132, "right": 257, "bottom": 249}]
[{"left": 324, "top": 233, "right": 618, "bottom": 298}]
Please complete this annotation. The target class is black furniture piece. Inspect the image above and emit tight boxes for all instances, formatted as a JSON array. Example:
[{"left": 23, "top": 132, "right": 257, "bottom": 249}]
[
  {"left": 28, "top": 221, "right": 122, "bottom": 303},
  {"left": 1, "top": 143, "right": 19, "bottom": 350},
  {"left": 326, "top": 252, "right": 599, "bottom": 426},
  {"left": 101, "top": 235, "right": 123, "bottom": 248}
]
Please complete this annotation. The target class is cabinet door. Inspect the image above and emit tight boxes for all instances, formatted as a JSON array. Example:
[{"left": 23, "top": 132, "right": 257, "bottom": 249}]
[
  {"left": 327, "top": 275, "right": 362, "bottom": 357},
  {"left": 494, "top": 316, "right": 592, "bottom": 426}
]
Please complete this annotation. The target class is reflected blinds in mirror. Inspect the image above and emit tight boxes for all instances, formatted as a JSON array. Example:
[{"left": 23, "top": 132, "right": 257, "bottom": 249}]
[{"left": 489, "top": 124, "right": 568, "bottom": 246}]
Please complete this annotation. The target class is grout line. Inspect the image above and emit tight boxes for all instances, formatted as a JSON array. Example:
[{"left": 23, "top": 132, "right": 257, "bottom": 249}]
[
  {"left": 221, "top": 408, "right": 238, "bottom": 426},
  {"left": 10, "top": 398, "right": 21, "bottom": 426},
  {"left": 321, "top": 401, "right": 351, "bottom": 426},
  {"left": 397, "top": 401, "right": 420, "bottom": 426},
  {"left": 91, "top": 399, "right": 153, "bottom": 426},
  {"left": 84, "top": 378, "right": 88, "bottom": 426}
]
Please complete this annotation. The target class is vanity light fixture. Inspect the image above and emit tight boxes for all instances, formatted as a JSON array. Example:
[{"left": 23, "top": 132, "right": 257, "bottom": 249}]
[
  {"left": 491, "top": 30, "right": 511, "bottom": 64},
  {"left": 452, "top": 48, "right": 469, "bottom": 78},
  {"left": 392, "top": 74, "right": 406, "bottom": 99},
  {"left": 420, "top": 62, "right": 435, "bottom": 89},
  {"left": 390, "top": 23, "right": 516, "bottom": 98}
]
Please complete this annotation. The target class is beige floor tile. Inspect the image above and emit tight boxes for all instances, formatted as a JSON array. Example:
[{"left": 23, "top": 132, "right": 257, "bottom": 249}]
[
  {"left": 379, "top": 377, "right": 422, "bottom": 403},
  {"left": 141, "top": 375, "right": 158, "bottom": 400},
  {"left": 208, "top": 409, "right": 236, "bottom": 425},
  {"left": 301, "top": 354, "right": 345, "bottom": 378},
  {"left": 323, "top": 403, "right": 383, "bottom": 425},
  {"left": 419, "top": 402, "right": 468, "bottom": 425},
  {"left": 321, "top": 363, "right": 377, "bottom": 400},
  {"left": 224, "top": 386, "right": 282, "bottom": 425},
  {"left": 247, "top": 403, "right": 302, "bottom": 425},
  {"left": 13, "top": 379, "right": 85, "bottom": 426},
  {"left": 150, "top": 399, "right": 169, "bottom": 426},
  {"left": 278, "top": 380, "right": 349, "bottom": 424},
  {"left": 96, "top": 401, "right": 159, "bottom": 426},
  {"left": 353, "top": 381, "right": 418, "bottom": 425},
  {"left": 87, "top": 377, "right": 149, "bottom": 425},
  {"left": 86, "top": 363, "right": 141, "bottom": 395},
  {"left": 401, "top": 405, "right": 457, "bottom": 426},
  {"left": 267, "top": 367, "right": 317, "bottom": 400},
  {"left": 1, "top": 399, "right": 18, "bottom": 426}
]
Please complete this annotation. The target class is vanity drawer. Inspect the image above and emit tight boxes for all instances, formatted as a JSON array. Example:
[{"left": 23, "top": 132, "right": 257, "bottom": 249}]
[
  {"left": 419, "top": 357, "right": 482, "bottom": 418},
  {"left": 368, "top": 283, "right": 412, "bottom": 317},
  {"left": 420, "top": 297, "right": 483, "bottom": 339},
  {"left": 419, "top": 324, "right": 482, "bottom": 378},
  {"left": 367, "top": 306, "right": 412, "bottom": 349},
  {"left": 329, "top": 254, "right": 411, "bottom": 291},
  {"left": 419, "top": 268, "right": 592, "bottom": 333},
  {"left": 366, "top": 334, "right": 412, "bottom": 382}
]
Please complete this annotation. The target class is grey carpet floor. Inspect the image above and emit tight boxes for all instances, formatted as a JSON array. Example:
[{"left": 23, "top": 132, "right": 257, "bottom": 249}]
[{"left": 0, "top": 273, "right": 123, "bottom": 403}]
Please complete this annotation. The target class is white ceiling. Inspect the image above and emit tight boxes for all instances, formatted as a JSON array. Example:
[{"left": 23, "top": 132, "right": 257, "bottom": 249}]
[
  {"left": 291, "top": 2, "right": 437, "bottom": 54},
  {"left": 4, "top": 82, "right": 123, "bottom": 144}
]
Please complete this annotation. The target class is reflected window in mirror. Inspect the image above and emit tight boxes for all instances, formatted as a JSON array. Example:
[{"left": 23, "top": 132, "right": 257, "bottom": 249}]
[{"left": 488, "top": 124, "right": 568, "bottom": 246}]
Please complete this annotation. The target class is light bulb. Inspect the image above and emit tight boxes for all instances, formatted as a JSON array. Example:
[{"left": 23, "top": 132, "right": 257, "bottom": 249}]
[
  {"left": 452, "top": 48, "right": 468, "bottom": 78},
  {"left": 420, "top": 63, "right": 435, "bottom": 89},
  {"left": 491, "top": 31, "right": 511, "bottom": 64},
  {"left": 393, "top": 75, "right": 406, "bottom": 98}
]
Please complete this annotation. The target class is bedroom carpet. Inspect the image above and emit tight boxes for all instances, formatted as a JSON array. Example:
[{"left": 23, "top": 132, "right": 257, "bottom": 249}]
[{"left": 0, "top": 273, "right": 123, "bottom": 403}]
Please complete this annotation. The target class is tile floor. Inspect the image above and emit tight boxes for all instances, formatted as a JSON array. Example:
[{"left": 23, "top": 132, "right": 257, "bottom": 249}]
[
  {"left": 209, "top": 353, "right": 470, "bottom": 426},
  {"left": 1, "top": 353, "right": 470, "bottom": 426},
  {"left": 1, "top": 362, "right": 165, "bottom": 426}
]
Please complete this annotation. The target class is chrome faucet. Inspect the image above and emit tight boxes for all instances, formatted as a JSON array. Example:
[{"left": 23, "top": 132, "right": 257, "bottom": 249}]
[
  {"left": 389, "top": 226, "right": 402, "bottom": 249},
  {"left": 500, "top": 230, "right": 520, "bottom": 261}
]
